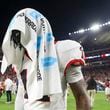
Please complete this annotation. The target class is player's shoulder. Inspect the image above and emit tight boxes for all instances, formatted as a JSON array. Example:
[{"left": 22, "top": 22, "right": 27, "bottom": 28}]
[
  {"left": 56, "top": 39, "right": 81, "bottom": 46},
  {"left": 56, "top": 39, "right": 81, "bottom": 52}
]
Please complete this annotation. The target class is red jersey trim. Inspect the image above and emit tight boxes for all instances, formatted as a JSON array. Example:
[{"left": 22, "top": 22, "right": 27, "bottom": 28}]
[{"left": 64, "top": 59, "right": 85, "bottom": 76}]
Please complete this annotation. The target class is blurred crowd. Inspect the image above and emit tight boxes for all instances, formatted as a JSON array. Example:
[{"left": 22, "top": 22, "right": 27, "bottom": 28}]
[
  {"left": 83, "top": 66, "right": 110, "bottom": 82},
  {"left": 0, "top": 66, "right": 17, "bottom": 102}
]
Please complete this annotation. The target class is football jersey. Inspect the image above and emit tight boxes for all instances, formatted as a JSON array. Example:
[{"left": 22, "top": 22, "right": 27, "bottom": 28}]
[
  {"left": 52, "top": 40, "right": 85, "bottom": 110},
  {"left": 56, "top": 40, "right": 85, "bottom": 75}
]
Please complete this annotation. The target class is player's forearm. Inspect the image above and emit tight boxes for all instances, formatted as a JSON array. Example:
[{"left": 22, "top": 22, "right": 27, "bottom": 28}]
[
  {"left": 76, "top": 103, "right": 91, "bottom": 110},
  {"left": 76, "top": 95, "right": 91, "bottom": 110},
  {"left": 69, "top": 79, "right": 91, "bottom": 110}
]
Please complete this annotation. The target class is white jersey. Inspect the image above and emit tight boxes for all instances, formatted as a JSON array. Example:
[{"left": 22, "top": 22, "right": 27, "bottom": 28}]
[{"left": 51, "top": 40, "right": 85, "bottom": 110}]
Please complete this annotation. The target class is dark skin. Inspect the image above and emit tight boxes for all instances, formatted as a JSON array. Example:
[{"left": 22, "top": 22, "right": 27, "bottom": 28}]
[
  {"left": 69, "top": 80, "right": 91, "bottom": 110},
  {"left": 66, "top": 65, "right": 91, "bottom": 110}
]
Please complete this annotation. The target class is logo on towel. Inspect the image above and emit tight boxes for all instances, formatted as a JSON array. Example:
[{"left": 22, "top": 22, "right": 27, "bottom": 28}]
[
  {"left": 37, "top": 65, "right": 42, "bottom": 81},
  {"left": 29, "top": 11, "right": 41, "bottom": 19},
  {"left": 17, "top": 12, "right": 25, "bottom": 18},
  {"left": 46, "top": 33, "right": 53, "bottom": 42},
  {"left": 25, "top": 16, "right": 37, "bottom": 32},
  {"left": 37, "top": 68, "right": 42, "bottom": 81},
  {"left": 41, "top": 57, "right": 57, "bottom": 67},
  {"left": 35, "top": 34, "right": 53, "bottom": 51},
  {"left": 36, "top": 36, "right": 42, "bottom": 50},
  {"left": 41, "top": 18, "right": 46, "bottom": 33}
]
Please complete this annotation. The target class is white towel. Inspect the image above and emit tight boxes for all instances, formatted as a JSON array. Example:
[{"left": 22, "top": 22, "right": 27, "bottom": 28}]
[{"left": 2, "top": 8, "right": 62, "bottom": 101}]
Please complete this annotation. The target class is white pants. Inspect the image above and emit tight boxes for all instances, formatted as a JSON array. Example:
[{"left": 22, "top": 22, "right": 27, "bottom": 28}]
[
  {"left": 87, "top": 89, "right": 96, "bottom": 107},
  {"left": 15, "top": 85, "right": 24, "bottom": 110},
  {"left": 15, "top": 86, "right": 51, "bottom": 110},
  {"left": 24, "top": 99, "right": 50, "bottom": 110}
]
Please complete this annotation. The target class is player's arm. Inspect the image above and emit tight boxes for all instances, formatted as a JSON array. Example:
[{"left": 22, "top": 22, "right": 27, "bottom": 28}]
[{"left": 66, "top": 65, "right": 91, "bottom": 110}]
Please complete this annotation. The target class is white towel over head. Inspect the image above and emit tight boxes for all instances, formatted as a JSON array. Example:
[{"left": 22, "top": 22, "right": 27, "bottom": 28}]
[{"left": 1, "top": 8, "right": 62, "bottom": 101}]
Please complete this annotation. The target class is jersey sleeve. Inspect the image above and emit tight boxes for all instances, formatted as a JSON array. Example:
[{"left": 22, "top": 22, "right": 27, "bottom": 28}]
[
  {"left": 63, "top": 45, "right": 85, "bottom": 75},
  {"left": 65, "top": 65, "right": 84, "bottom": 83}
]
